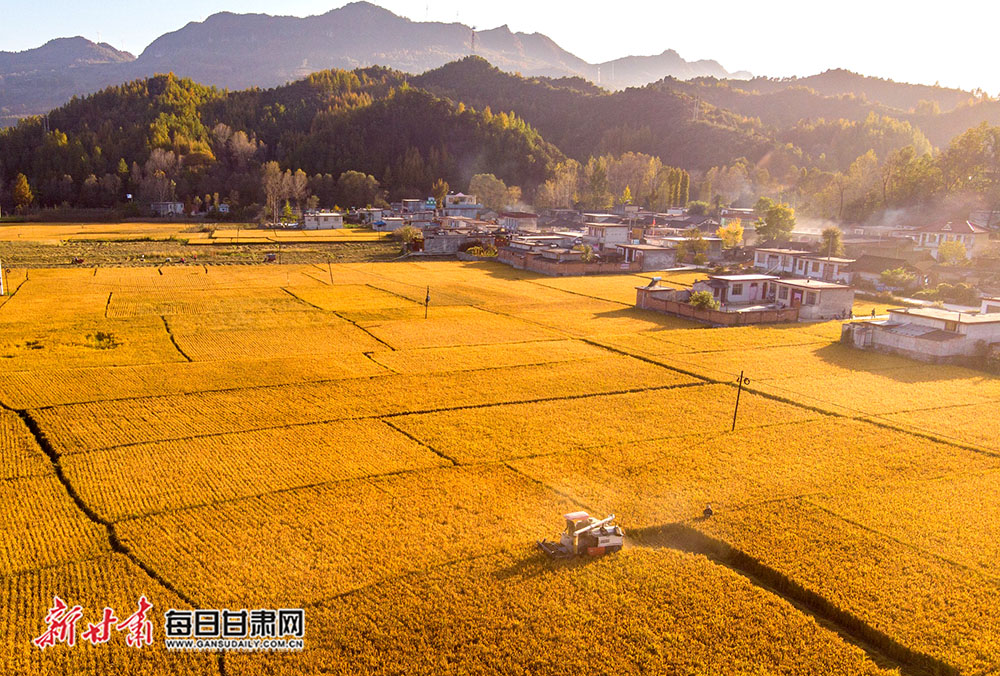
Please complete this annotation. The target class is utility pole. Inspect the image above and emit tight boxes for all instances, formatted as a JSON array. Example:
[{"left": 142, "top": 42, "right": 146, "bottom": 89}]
[
  {"left": 424, "top": 286, "right": 430, "bottom": 319},
  {"left": 732, "top": 370, "right": 750, "bottom": 432}
]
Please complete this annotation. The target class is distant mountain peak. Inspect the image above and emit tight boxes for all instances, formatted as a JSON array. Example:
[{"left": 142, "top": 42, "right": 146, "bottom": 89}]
[{"left": 0, "top": 2, "right": 747, "bottom": 119}]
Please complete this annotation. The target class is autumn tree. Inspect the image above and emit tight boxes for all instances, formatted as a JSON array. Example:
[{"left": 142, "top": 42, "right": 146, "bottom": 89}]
[
  {"left": 716, "top": 221, "right": 744, "bottom": 249},
  {"left": 262, "top": 161, "right": 284, "bottom": 222},
  {"left": 938, "top": 240, "right": 967, "bottom": 265},
  {"left": 431, "top": 178, "right": 449, "bottom": 209},
  {"left": 12, "top": 173, "right": 33, "bottom": 213}
]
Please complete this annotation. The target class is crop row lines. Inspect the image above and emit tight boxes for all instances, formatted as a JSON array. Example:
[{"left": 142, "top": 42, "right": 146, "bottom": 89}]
[
  {"left": 9, "top": 405, "right": 209, "bottom": 617},
  {"left": 60, "top": 380, "right": 710, "bottom": 456},
  {"left": 592, "top": 337, "right": 999, "bottom": 460},
  {"left": 631, "top": 521, "right": 958, "bottom": 676}
]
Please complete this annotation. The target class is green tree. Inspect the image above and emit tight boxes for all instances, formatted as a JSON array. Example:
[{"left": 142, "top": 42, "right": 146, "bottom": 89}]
[
  {"left": 756, "top": 202, "right": 796, "bottom": 243},
  {"left": 281, "top": 200, "right": 294, "bottom": 222},
  {"left": 395, "top": 225, "right": 421, "bottom": 244},
  {"left": 716, "top": 221, "right": 744, "bottom": 249},
  {"left": 686, "top": 200, "right": 710, "bottom": 216},
  {"left": 12, "top": 173, "right": 33, "bottom": 213},
  {"left": 469, "top": 173, "right": 509, "bottom": 212},
  {"left": 689, "top": 290, "right": 720, "bottom": 310},
  {"left": 753, "top": 196, "right": 775, "bottom": 217},
  {"left": 880, "top": 267, "right": 917, "bottom": 289},
  {"left": 337, "top": 170, "right": 382, "bottom": 208},
  {"left": 937, "top": 240, "right": 967, "bottom": 265},
  {"left": 621, "top": 185, "right": 633, "bottom": 206},
  {"left": 572, "top": 244, "right": 596, "bottom": 263},
  {"left": 676, "top": 228, "right": 709, "bottom": 264},
  {"left": 820, "top": 227, "right": 845, "bottom": 257}
]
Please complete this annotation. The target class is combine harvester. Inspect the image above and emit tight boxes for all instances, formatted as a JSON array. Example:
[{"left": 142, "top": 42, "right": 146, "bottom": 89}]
[{"left": 537, "top": 512, "right": 624, "bottom": 558}]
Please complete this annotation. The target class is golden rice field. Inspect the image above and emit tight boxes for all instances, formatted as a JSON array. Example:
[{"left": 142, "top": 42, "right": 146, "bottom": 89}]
[{"left": 1, "top": 258, "right": 997, "bottom": 675}]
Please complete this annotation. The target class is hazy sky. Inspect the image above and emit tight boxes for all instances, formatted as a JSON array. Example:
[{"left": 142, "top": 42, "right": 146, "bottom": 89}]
[{"left": 0, "top": 1, "right": 997, "bottom": 92}]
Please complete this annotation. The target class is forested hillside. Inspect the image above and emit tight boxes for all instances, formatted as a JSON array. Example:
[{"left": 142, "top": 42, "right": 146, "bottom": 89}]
[
  {"left": 0, "top": 68, "right": 562, "bottom": 215},
  {"left": 3, "top": 56, "right": 1000, "bottom": 227}
]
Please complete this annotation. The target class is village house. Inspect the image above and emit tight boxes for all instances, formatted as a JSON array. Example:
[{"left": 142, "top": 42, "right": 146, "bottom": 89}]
[
  {"left": 440, "top": 215, "right": 494, "bottom": 230},
  {"left": 400, "top": 198, "right": 424, "bottom": 213},
  {"left": 357, "top": 207, "right": 385, "bottom": 225},
  {"left": 583, "top": 223, "right": 632, "bottom": 252},
  {"left": 752, "top": 248, "right": 854, "bottom": 282},
  {"left": 442, "top": 193, "right": 484, "bottom": 218},
  {"left": 912, "top": 221, "right": 991, "bottom": 260},
  {"left": 692, "top": 274, "right": 780, "bottom": 306},
  {"left": 753, "top": 248, "right": 811, "bottom": 274},
  {"left": 376, "top": 216, "right": 405, "bottom": 231},
  {"left": 499, "top": 211, "right": 539, "bottom": 232},
  {"left": 846, "top": 254, "right": 930, "bottom": 288},
  {"left": 791, "top": 254, "right": 854, "bottom": 282},
  {"left": 508, "top": 233, "right": 581, "bottom": 250},
  {"left": 649, "top": 235, "right": 725, "bottom": 262},
  {"left": 843, "top": 306, "right": 1000, "bottom": 364},
  {"left": 615, "top": 244, "right": 677, "bottom": 271},
  {"left": 635, "top": 277, "right": 799, "bottom": 326},
  {"left": 423, "top": 229, "right": 499, "bottom": 254},
  {"left": 772, "top": 279, "right": 855, "bottom": 320},
  {"left": 581, "top": 213, "right": 623, "bottom": 224},
  {"left": 405, "top": 210, "right": 437, "bottom": 228},
  {"left": 640, "top": 274, "right": 855, "bottom": 324},
  {"left": 151, "top": 201, "right": 184, "bottom": 217},
  {"left": 303, "top": 211, "right": 344, "bottom": 229}
]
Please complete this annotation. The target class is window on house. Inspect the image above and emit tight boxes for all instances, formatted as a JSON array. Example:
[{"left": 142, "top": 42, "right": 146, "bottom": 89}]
[
  {"left": 811, "top": 261, "right": 820, "bottom": 273},
  {"left": 778, "top": 287, "right": 789, "bottom": 300},
  {"left": 805, "top": 292, "right": 817, "bottom": 305},
  {"left": 757, "top": 254, "right": 766, "bottom": 263},
  {"left": 797, "top": 260, "right": 804, "bottom": 270},
  {"left": 732, "top": 284, "right": 743, "bottom": 295}
]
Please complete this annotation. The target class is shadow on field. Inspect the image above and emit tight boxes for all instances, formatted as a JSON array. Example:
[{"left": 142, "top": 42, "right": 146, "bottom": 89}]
[
  {"left": 491, "top": 551, "right": 595, "bottom": 582},
  {"left": 812, "top": 342, "right": 990, "bottom": 383}
]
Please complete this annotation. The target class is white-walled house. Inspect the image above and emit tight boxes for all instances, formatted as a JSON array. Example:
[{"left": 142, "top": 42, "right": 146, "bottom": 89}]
[
  {"left": 583, "top": 223, "right": 631, "bottom": 252},
  {"left": 844, "top": 306, "right": 1000, "bottom": 364},
  {"left": 690, "top": 274, "right": 855, "bottom": 319},
  {"left": 753, "top": 248, "right": 811, "bottom": 274},
  {"left": 151, "top": 201, "right": 184, "bottom": 217},
  {"left": 912, "top": 221, "right": 990, "bottom": 260},
  {"left": 442, "top": 193, "right": 484, "bottom": 218},
  {"left": 791, "top": 255, "right": 854, "bottom": 282},
  {"left": 499, "top": 212, "right": 539, "bottom": 232},
  {"left": 303, "top": 211, "right": 344, "bottom": 229},
  {"left": 772, "top": 279, "right": 854, "bottom": 320},
  {"left": 752, "top": 248, "right": 853, "bottom": 281},
  {"left": 692, "top": 274, "right": 780, "bottom": 305}
]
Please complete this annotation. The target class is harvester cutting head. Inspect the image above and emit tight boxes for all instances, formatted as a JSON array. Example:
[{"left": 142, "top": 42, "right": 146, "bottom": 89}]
[{"left": 536, "top": 511, "right": 624, "bottom": 558}]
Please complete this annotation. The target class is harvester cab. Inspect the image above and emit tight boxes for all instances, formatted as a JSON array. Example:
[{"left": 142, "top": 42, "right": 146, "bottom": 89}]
[{"left": 537, "top": 511, "right": 624, "bottom": 559}]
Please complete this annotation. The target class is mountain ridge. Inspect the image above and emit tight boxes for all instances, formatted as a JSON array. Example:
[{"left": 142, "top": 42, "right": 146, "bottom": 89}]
[{"left": 0, "top": 1, "right": 747, "bottom": 121}]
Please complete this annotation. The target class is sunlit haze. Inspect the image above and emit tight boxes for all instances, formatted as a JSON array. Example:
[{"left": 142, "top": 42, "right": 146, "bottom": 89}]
[{"left": 0, "top": 0, "right": 997, "bottom": 93}]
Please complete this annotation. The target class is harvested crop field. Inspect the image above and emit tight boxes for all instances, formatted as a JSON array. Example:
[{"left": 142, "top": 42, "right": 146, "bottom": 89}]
[{"left": 2, "top": 259, "right": 996, "bottom": 675}]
